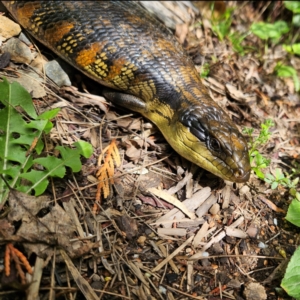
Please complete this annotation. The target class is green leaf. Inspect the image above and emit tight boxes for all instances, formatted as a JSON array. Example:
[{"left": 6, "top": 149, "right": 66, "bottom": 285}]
[
  {"left": 0, "top": 77, "right": 37, "bottom": 119},
  {"left": 283, "top": 43, "right": 300, "bottom": 55},
  {"left": 26, "top": 119, "right": 49, "bottom": 132},
  {"left": 281, "top": 246, "right": 300, "bottom": 298},
  {"left": 55, "top": 141, "right": 92, "bottom": 173},
  {"left": 229, "top": 32, "right": 249, "bottom": 55},
  {"left": 273, "top": 21, "right": 289, "bottom": 35},
  {"left": 290, "top": 188, "right": 297, "bottom": 197},
  {"left": 251, "top": 21, "right": 289, "bottom": 41},
  {"left": 286, "top": 199, "right": 300, "bottom": 227},
  {"left": 74, "top": 140, "right": 93, "bottom": 158},
  {"left": 253, "top": 168, "right": 265, "bottom": 180},
  {"left": 210, "top": 7, "right": 235, "bottom": 41},
  {"left": 293, "top": 14, "right": 300, "bottom": 27},
  {"left": 275, "top": 64, "right": 300, "bottom": 92},
  {"left": 38, "top": 108, "right": 60, "bottom": 120},
  {"left": 255, "top": 153, "right": 266, "bottom": 167},
  {"left": 20, "top": 156, "right": 66, "bottom": 195},
  {"left": 293, "top": 74, "right": 300, "bottom": 92},
  {"left": 242, "top": 127, "right": 254, "bottom": 136},
  {"left": 284, "top": 1, "right": 300, "bottom": 13},
  {"left": 0, "top": 77, "right": 93, "bottom": 204},
  {"left": 265, "top": 173, "right": 275, "bottom": 180},
  {"left": 200, "top": 63, "right": 210, "bottom": 78},
  {"left": 20, "top": 170, "right": 49, "bottom": 196},
  {"left": 276, "top": 64, "right": 297, "bottom": 77},
  {"left": 34, "top": 156, "right": 66, "bottom": 178},
  {"left": 56, "top": 147, "right": 80, "bottom": 172},
  {"left": 275, "top": 168, "right": 285, "bottom": 180},
  {"left": 271, "top": 181, "right": 278, "bottom": 190},
  {"left": 0, "top": 78, "right": 41, "bottom": 204}
]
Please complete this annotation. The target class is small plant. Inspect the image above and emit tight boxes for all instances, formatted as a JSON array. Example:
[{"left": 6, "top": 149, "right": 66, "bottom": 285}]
[
  {"left": 200, "top": 62, "right": 210, "bottom": 78},
  {"left": 275, "top": 63, "right": 300, "bottom": 92},
  {"left": 264, "top": 168, "right": 299, "bottom": 190},
  {"left": 243, "top": 119, "right": 274, "bottom": 179},
  {"left": 208, "top": 3, "right": 250, "bottom": 55},
  {"left": 284, "top": 1, "right": 300, "bottom": 28},
  {"left": 283, "top": 43, "right": 300, "bottom": 55},
  {"left": 250, "top": 21, "right": 290, "bottom": 45},
  {"left": 285, "top": 191, "right": 300, "bottom": 227},
  {"left": 210, "top": 3, "right": 235, "bottom": 41},
  {"left": 281, "top": 173, "right": 300, "bottom": 299},
  {"left": 244, "top": 121, "right": 300, "bottom": 298},
  {"left": 250, "top": 20, "right": 289, "bottom": 58},
  {"left": 291, "top": 161, "right": 300, "bottom": 177},
  {"left": 228, "top": 32, "right": 249, "bottom": 56},
  {"left": 284, "top": 1, "right": 300, "bottom": 13},
  {"left": 250, "top": 3, "right": 300, "bottom": 94},
  {"left": 0, "top": 78, "right": 93, "bottom": 207}
]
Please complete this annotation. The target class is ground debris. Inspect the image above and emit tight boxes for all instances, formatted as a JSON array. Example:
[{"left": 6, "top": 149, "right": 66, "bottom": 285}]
[
  {"left": 0, "top": 1, "right": 299, "bottom": 299},
  {"left": 244, "top": 282, "right": 267, "bottom": 300}
]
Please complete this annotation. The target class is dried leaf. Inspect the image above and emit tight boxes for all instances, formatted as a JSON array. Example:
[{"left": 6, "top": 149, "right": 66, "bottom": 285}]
[
  {"left": 258, "top": 195, "right": 286, "bottom": 213},
  {"left": 96, "top": 139, "right": 121, "bottom": 202},
  {"left": 116, "top": 117, "right": 142, "bottom": 130}
]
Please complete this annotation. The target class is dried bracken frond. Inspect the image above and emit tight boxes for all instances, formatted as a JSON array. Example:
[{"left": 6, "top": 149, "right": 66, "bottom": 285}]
[
  {"left": 4, "top": 244, "right": 10, "bottom": 277},
  {"left": 96, "top": 139, "right": 121, "bottom": 203},
  {"left": 5, "top": 243, "right": 33, "bottom": 284}
]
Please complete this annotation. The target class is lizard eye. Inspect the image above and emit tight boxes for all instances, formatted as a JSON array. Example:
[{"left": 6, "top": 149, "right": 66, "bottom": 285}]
[{"left": 208, "top": 137, "right": 221, "bottom": 152}]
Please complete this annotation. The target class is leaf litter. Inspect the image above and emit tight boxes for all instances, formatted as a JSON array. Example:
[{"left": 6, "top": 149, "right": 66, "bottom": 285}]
[{"left": 0, "top": 1, "right": 299, "bottom": 299}]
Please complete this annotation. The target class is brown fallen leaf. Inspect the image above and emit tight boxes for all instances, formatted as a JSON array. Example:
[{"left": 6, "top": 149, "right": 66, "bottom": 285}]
[
  {"left": 137, "top": 194, "right": 174, "bottom": 209},
  {"left": 16, "top": 204, "right": 77, "bottom": 257},
  {"left": 0, "top": 219, "right": 15, "bottom": 237},
  {"left": 117, "top": 117, "right": 142, "bottom": 130},
  {"left": 115, "top": 215, "right": 138, "bottom": 240},
  {"left": 60, "top": 86, "right": 108, "bottom": 112},
  {"left": 8, "top": 191, "right": 50, "bottom": 222},
  {"left": 149, "top": 187, "right": 196, "bottom": 220},
  {"left": 258, "top": 195, "right": 286, "bottom": 213},
  {"left": 175, "top": 23, "right": 189, "bottom": 44},
  {"left": 124, "top": 140, "right": 143, "bottom": 162}
]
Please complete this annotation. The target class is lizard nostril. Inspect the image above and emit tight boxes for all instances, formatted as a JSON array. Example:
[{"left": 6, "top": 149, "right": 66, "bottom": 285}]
[{"left": 234, "top": 169, "right": 250, "bottom": 183}]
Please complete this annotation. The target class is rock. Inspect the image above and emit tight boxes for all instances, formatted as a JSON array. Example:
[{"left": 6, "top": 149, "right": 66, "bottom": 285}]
[
  {"left": 212, "top": 242, "right": 223, "bottom": 254},
  {"left": 45, "top": 59, "right": 72, "bottom": 87},
  {"left": 8, "top": 69, "right": 47, "bottom": 98},
  {"left": 227, "top": 279, "right": 242, "bottom": 289},
  {"left": 244, "top": 282, "right": 267, "bottom": 300},
  {"left": 3, "top": 37, "right": 34, "bottom": 64},
  {"left": 30, "top": 55, "right": 47, "bottom": 73},
  {"left": 0, "top": 15, "right": 21, "bottom": 41},
  {"left": 0, "top": 52, "right": 11, "bottom": 69},
  {"left": 246, "top": 224, "right": 259, "bottom": 238},
  {"left": 18, "top": 32, "right": 32, "bottom": 46}
]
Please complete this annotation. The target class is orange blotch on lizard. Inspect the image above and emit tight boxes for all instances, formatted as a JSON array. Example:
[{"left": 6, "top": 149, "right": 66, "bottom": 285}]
[
  {"left": 45, "top": 21, "right": 74, "bottom": 45},
  {"left": 106, "top": 58, "right": 128, "bottom": 80},
  {"left": 75, "top": 43, "right": 104, "bottom": 67},
  {"left": 15, "top": 2, "right": 42, "bottom": 28}
]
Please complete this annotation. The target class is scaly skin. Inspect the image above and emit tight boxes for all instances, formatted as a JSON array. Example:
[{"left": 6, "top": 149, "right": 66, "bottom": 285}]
[{"left": 3, "top": 1, "right": 251, "bottom": 182}]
